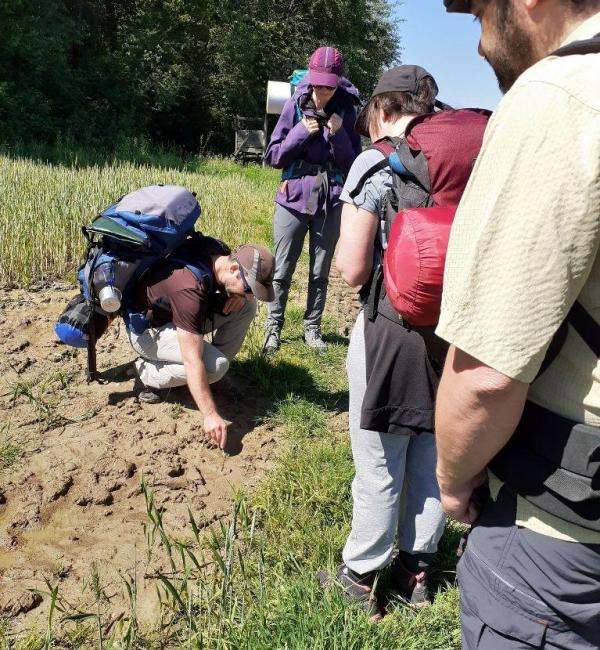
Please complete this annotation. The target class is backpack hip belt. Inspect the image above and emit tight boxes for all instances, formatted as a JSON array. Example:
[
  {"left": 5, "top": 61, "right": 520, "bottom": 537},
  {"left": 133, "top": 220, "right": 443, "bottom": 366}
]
[
  {"left": 282, "top": 160, "right": 345, "bottom": 216},
  {"left": 489, "top": 401, "right": 600, "bottom": 532},
  {"left": 282, "top": 159, "right": 345, "bottom": 184}
]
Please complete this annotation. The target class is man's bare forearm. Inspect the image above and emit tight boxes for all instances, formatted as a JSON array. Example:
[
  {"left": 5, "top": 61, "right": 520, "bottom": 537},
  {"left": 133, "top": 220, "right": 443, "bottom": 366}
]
[
  {"left": 176, "top": 328, "right": 219, "bottom": 417},
  {"left": 435, "top": 346, "right": 529, "bottom": 490},
  {"left": 184, "top": 356, "right": 218, "bottom": 417}
]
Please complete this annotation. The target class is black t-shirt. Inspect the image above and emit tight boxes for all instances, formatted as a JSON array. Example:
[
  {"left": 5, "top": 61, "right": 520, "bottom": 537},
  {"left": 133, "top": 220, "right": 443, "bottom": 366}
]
[{"left": 131, "top": 236, "right": 230, "bottom": 334}]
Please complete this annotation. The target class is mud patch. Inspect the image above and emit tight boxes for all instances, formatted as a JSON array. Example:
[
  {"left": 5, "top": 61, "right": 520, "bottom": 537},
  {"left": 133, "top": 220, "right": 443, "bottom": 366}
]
[{"left": 0, "top": 273, "right": 359, "bottom": 631}]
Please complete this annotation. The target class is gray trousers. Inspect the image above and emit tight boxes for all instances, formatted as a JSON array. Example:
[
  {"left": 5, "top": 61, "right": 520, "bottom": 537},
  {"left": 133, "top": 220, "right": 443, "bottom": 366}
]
[
  {"left": 342, "top": 310, "right": 446, "bottom": 574},
  {"left": 266, "top": 202, "right": 341, "bottom": 328},
  {"left": 127, "top": 300, "right": 256, "bottom": 389},
  {"left": 459, "top": 484, "right": 600, "bottom": 649}
]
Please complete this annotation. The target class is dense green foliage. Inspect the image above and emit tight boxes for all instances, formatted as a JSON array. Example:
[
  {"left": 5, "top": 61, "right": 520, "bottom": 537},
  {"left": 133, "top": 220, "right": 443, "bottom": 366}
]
[{"left": 0, "top": 0, "right": 400, "bottom": 154}]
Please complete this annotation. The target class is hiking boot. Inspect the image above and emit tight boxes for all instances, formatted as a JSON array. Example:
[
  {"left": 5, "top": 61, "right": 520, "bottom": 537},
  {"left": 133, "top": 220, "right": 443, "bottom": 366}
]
[
  {"left": 388, "top": 554, "right": 432, "bottom": 608},
  {"left": 262, "top": 324, "right": 281, "bottom": 355},
  {"left": 316, "top": 564, "right": 382, "bottom": 622},
  {"left": 304, "top": 325, "right": 328, "bottom": 352},
  {"left": 133, "top": 377, "right": 162, "bottom": 404}
]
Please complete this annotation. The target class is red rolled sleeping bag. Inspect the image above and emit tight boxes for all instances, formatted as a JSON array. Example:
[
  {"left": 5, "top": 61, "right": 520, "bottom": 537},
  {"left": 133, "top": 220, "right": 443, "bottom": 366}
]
[
  {"left": 381, "top": 108, "right": 491, "bottom": 327},
  {"left": 383, "top": 206, "right": 457, "bottom": 327}
]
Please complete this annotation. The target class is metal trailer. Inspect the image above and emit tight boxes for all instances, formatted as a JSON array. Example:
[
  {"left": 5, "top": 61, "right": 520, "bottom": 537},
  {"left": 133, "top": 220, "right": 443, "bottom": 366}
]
[
  {"left": 233, "top": 115, "right": 266, "bottom": 163},
  {"left": 233, "top": 71, "right": 307, "bottom": 163}
]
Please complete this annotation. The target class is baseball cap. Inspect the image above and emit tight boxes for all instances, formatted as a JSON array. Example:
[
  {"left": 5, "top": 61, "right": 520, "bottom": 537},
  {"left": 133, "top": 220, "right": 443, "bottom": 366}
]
[
  {"left": 443, "top": 0, "right": 472, "bottom": 12},
  {"left": 355, "top": 65, "right": 438, "bottom": 137},
  {"left": 235, "top": 244, "right": 275, "bottom": 302},
  {"left": 308, "top": 46, "right": 344, "bottom": 88}
]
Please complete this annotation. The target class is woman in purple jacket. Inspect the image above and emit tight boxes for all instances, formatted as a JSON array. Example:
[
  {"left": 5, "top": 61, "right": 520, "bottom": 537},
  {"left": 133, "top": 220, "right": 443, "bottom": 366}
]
[{"left": 262, "top": 46, "right": 361, "bottom": 353}]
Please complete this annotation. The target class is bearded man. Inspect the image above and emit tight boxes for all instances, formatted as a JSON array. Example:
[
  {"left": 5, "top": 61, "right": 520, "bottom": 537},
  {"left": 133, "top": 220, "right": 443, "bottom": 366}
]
[{"left": 438, "top": 1, "right": 600, "bottom": 648}]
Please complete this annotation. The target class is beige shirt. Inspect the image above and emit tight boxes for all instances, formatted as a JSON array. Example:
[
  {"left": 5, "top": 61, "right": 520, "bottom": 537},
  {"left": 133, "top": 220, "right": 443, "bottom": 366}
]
[{"left": 436, "top": 13, "right": 600, "bottom": 541}]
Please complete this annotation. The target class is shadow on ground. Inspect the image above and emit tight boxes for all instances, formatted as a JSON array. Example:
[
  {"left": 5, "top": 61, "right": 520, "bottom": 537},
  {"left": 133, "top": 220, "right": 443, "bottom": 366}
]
[{"left": 104, "top": 355, "right": 348, "bottom": 457}]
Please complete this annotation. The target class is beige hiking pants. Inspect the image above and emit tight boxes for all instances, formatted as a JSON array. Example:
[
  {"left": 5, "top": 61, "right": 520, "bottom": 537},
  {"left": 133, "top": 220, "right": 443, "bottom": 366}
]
[{"left": 127, "top": 299, "right": 257, "bottom": 389}]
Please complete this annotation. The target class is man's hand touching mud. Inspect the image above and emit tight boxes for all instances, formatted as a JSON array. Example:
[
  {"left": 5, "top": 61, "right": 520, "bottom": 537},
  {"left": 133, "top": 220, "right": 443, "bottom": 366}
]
[{"left": 203, "top": 411, "right": 229, "bottom": 450}]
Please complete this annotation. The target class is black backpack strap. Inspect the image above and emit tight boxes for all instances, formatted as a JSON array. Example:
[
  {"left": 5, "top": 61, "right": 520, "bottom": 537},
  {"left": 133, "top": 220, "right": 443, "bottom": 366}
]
[
  {"left": 348, "top": 140, "right": 396, "bottom": 200},
  {"left": 551, "top": 33, "right": 600, "bottom": 57},
  {"left": 396, "top": 139, "right": 431, "bottom": 194},
  {"left": 537, "top": 301, "right": 600, "bottom": 379},
  {"left": 569, "top": 301, "right": 600, "bottom": 357}
]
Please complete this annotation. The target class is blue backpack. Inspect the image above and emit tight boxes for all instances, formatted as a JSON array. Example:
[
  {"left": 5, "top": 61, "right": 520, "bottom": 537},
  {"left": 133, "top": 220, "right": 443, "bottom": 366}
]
[{"left": 55, "top": 184, "right": 210, "bottom": 381}]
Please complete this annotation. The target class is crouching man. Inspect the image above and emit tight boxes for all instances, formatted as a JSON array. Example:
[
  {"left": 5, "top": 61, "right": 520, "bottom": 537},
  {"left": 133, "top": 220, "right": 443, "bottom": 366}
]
[{"left": 126, "top": 237, "right": 275, "bottom": 449}]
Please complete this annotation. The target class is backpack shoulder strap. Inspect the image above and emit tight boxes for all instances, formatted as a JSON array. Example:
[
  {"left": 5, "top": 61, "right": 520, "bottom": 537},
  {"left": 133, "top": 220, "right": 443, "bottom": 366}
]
[
  {"left": 551, "top": 34, "right": 600, "bottom": 57},
  {"left": 184, "top": 262, "right": 214, "bottom": 292},
  {"left": 348, "top": 140, "right": 399, "bottom": 200},
  {"left": 396, "top": 138, "right": 431, "bottom": 194},
  {"left": 569, "top": 301, "right": 600, "bottom": 357},
  {"left": 537, "top": 301, "right": 600, "bottom": 378}
]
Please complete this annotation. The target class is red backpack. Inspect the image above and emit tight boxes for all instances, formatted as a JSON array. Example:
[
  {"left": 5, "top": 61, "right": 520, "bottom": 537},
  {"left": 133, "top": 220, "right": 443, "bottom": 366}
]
[{"left": 352, "top": 108, "right": 490, "bottom": 326}]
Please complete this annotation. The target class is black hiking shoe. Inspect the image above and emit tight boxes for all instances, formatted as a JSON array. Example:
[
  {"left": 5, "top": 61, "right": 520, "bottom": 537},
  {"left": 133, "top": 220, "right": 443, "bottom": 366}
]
[
  {"left": 388, "top": 554, "right": 432, "bottom": 608},
  {"left": 316, "top": 564, "right": 382, "bottom": 622},
  {"left": 133, "top": 378, "right": 162, "bottom": 404},
  {"left": 262, "top": 324, "right": 281, "bottom": 355}
]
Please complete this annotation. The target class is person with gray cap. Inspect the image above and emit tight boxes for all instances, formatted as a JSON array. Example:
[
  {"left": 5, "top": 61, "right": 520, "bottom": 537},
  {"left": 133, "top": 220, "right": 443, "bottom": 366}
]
[
  {"left": 436, "top": 1, "right": 600, "bottom": 648},
  {"left": 317, "top": 65, "right": 450, "bottom": 620},
  {"left": 127, "top": 237, "right": 274, "bottom": 450}
]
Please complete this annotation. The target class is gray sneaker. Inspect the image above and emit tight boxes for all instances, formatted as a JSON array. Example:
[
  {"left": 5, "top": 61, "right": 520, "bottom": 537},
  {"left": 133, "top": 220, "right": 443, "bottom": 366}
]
[
  {"left": 262, "top": 324, "right": 281, "bottom": 355},
  {"left": 304, "top": 325, "right": 328, "bottom": 352}
]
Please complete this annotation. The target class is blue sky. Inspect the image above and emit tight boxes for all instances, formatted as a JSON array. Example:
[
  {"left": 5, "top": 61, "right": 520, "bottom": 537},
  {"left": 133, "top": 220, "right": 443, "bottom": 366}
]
[{"left": 395, "top": 1, "right": 503, "bottom": 110}]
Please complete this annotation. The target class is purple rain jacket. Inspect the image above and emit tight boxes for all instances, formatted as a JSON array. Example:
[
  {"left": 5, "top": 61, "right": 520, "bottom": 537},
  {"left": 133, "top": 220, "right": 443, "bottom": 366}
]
[{"left": 264, "top": 77, "right": 361, "bottom": 216}]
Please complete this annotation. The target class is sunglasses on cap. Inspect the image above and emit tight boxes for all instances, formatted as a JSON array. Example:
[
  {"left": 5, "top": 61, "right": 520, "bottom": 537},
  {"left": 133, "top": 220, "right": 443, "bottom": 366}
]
[{"left": 237, "top": 262, "right": 253, "bottom": 295}]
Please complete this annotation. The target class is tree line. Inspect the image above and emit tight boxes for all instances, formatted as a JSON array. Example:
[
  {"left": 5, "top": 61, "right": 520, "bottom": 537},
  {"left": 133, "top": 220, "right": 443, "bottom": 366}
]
[{"left": 1, "top": 0, "right": 400, "bottom": 154}]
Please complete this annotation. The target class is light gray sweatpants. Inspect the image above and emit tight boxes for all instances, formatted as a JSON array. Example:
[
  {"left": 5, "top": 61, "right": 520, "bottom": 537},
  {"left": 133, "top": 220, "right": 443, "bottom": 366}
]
[
  {"left": 127, "top": 299, "right": 257, "bottom": 389},
  {"left": 342, "top": 310, "right": 446, "bottom": 575},
  {"left": 266, "top": 202, "right": 341, "bottom": 329}
]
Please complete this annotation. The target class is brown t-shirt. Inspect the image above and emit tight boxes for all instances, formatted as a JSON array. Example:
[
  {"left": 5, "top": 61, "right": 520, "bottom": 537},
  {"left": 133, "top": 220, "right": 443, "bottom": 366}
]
[{"left": 132, "top": 261, "right": 220, "bottom": 334}]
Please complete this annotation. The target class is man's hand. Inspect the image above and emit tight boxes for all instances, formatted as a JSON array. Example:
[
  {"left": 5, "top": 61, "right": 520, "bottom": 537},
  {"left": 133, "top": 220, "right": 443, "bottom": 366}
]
[
  {"left": 203, "top": 411, "right": 229, "bottom": 449},
  {"left": 438, "top": 470, "right": 489, "bottom": 525},
  {"left": 302, "top": 117, "right": 320, "bottom": 135},
  {"left": 327, "top": 113, "right": 343, "bottom": 135},
  {"left": 222, "top": 295, "right": 249, "bottom": 315}
]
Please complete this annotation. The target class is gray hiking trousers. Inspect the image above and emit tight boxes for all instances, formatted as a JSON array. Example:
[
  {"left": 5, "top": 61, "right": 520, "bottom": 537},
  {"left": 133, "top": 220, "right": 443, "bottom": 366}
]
[
  {"left": 266, "top": 202, "right": 341, "bottom": 329},
  {"left": 342, "top": 310, "right": 446, "bottom": 574},
  {"left": 127, "top": 299, "right": 256, "bottom": 389},
  {"left": 459, "top": 484, "right": 600, "bottom": 649}
]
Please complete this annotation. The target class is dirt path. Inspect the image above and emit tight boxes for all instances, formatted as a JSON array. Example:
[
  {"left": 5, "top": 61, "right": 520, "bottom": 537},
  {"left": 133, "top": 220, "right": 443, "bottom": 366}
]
[{"left": 0, "top": 273, "right": 359, "bottom": 629}]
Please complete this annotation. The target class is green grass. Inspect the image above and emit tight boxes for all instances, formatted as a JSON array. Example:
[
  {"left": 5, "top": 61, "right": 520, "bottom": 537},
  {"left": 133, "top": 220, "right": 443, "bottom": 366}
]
[
  {"left": 0, "top": 428, "right": 22, "bottom": 473},
  {"left": 0, "top": 154, "right": 463, "bottom": 649}
]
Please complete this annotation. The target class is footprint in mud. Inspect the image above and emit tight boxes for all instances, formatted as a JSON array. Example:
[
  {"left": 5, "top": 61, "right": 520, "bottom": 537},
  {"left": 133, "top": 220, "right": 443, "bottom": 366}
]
[
  {"left": 92, "top": 456, "right": 137, "bottom": 481},
  {"left": 45, "top": 475, "right": 74, "bottom": 503},
  {"left": 72, "top": 457, "right": 137, "bottom": 507}
]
